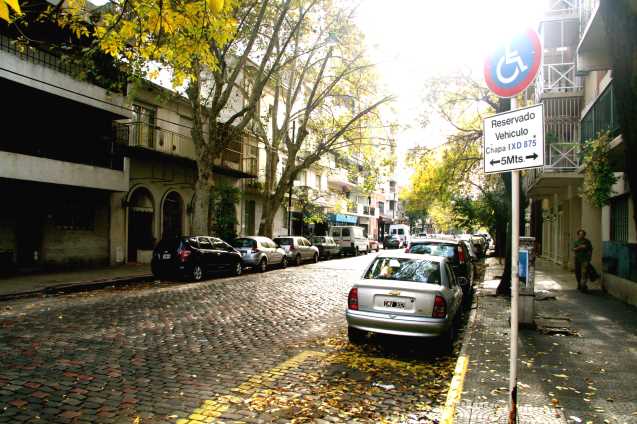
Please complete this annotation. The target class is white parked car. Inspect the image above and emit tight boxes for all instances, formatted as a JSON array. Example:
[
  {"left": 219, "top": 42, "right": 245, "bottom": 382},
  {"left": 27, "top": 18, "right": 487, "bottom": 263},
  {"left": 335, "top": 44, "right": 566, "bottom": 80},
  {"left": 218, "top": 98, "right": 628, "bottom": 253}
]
[{"left": 346, "top": 252, "right": 464, "bottom": 354}]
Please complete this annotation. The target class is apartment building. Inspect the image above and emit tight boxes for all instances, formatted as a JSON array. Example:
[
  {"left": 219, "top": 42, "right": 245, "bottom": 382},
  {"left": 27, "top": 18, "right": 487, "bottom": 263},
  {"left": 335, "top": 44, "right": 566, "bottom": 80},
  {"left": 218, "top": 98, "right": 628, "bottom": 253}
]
[
  {"left": 117, "top": 82, "right": 259, "bottom": 263},
  {"left": 0, "top": 26, "right": 131, "bottom": 271},
  {"left": 525, "top": 0, "right": 636, "bottom": 305}
]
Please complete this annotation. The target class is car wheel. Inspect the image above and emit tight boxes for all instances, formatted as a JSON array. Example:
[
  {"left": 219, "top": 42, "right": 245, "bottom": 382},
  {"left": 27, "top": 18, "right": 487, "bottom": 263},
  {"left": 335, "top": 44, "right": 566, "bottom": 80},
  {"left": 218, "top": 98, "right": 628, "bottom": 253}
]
[
  {"left": 295, "top": 255, "right": 302, "bottom": 266},
  {"left": 354, "top": 247, "right": 359, "bottom": 256},
  {"left": 376, "top": 246, "right": 380, "bottom": 252},
  {"left": 259, "top": 258, "right": 267, "bottom": 273},
  {"left": 192, "top": 264, "right": 204, "bottom": 282},
  {"left": 347, "top": 326, "right": 366, "bottom": 345},
  {"left": 281, "top": 256, "right": 288, "bottom": 269},
  {"left": 313, "top": 253, "right": 319, "bottom": 263},
  {"left": 233, "top": 261, "right": 242, "bottom": 276}
]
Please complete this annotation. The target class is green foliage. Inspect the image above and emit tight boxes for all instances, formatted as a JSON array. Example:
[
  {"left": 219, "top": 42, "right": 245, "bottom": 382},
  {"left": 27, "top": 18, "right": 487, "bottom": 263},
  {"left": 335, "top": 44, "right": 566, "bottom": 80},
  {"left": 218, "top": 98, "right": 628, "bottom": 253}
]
[
  {"left": 294, "top": 187, "right": 326, "bottom": 225},
  {"left": 209, "top": 182, "right": 240, "bottom": 242},
  {"left": 581, "top": 131, "right": 617, "bottom": 208}
]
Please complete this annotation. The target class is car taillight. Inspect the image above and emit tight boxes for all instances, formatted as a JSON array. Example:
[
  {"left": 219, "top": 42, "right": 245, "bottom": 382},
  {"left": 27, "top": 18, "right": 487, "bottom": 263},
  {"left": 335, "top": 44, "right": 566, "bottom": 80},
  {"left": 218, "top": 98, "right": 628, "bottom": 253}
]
[
  {"left": 178, "top": 248, "right": 192, "bottom": 262},
  {"left": 405, "top": 243, "right": 411, "bottom": 253},
  {"left": 251, "top": 248, "right": 261, "bottom": 254},
  {"left": 348, "top": 288, "right": 359, "bottom": 310},
  {"left": 432, "top": 295, "right": 446, "bottom": 318},
  {"left": 289, "top": 245, "right": 296, "bottom": 251},
  {"left": 458, "top": 246, "right": 465, "bottom": 264}
]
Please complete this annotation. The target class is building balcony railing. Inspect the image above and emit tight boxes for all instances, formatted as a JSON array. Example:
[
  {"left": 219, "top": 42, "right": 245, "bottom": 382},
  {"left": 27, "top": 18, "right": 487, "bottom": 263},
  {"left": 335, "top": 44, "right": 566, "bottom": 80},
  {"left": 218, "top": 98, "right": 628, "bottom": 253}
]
[
  {"left": 544, "top": 0, "right": 579, "bottom": 20},
  {"left": 535, "top": 62, "right": 582, "bottom": 101},
  {"left": 524, "top": 142, "right": 581, "bottom": 191},
  {"left": 0, "top": 34, "right": 125, "bottom": 93},
  {"left": 581, "top": 82, "right": 620, "bottom": 144},
  {"left": 116, "top": 123, "right": 258, "bottom": 177}
]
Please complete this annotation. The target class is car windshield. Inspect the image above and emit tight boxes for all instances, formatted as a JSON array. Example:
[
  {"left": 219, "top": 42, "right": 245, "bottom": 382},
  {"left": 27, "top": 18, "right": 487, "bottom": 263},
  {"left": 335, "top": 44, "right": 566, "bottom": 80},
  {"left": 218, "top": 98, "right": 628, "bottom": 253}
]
[
  {"left": 231, "top": 238, "right": 256, "bottom": 248},
  {"left": 274, "top": 238, "right": 292, "bottom": 246},
  {"left": 410, "top": 243, "right": 456, "bottom": 258},
  {"left": 365, "top": 257, "right": 442, "bottom": 284},
  {"left": 312, "top": 237, "right": 325, "bottom": 243}
]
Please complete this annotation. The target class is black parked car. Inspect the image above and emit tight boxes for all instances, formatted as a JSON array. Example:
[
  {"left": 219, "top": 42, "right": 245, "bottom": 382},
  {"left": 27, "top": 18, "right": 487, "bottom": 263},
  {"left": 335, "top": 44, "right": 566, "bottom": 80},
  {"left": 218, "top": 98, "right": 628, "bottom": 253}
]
[
  {"left": 151, "top": 236, "right": 243, "bottom": 281},
  {"left": 406, "top": 238, "right": 475, "bottom": 307}
]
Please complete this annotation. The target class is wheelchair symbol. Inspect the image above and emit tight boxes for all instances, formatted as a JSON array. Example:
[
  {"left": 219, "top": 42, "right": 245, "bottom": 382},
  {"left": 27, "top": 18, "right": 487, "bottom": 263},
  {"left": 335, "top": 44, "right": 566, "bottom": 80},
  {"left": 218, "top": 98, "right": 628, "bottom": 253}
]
[{"left": 496, "top": 44, "right": 528, "bottom": 85}]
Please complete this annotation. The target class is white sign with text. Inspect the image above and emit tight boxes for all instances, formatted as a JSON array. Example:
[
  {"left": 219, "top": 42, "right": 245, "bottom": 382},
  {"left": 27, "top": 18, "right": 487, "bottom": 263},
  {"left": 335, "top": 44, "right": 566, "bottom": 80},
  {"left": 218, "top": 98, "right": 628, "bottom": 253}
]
[{"left": 483, "top": 103, "right": 544, "bottom": 174}]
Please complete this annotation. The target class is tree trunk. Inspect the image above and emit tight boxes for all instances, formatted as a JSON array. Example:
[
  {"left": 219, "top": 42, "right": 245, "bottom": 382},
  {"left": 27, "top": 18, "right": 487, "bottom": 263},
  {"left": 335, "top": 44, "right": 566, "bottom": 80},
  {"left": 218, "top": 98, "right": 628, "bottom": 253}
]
[
  {"left": 191, "top": 171, "right": 213, "bottom": 235},
  {"left": 600, "top": 1, "right": 637, "bottom": 229},
  {"left": 258, "top": 195, "right": 280, "bottom": 238}
]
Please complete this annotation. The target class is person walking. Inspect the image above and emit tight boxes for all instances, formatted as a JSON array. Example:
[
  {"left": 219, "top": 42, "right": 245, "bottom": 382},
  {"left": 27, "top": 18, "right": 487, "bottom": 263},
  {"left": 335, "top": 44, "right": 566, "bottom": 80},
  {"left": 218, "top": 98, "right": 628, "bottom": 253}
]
[{"left": 573, "top": 229, "right": 593, "bottom": 292}]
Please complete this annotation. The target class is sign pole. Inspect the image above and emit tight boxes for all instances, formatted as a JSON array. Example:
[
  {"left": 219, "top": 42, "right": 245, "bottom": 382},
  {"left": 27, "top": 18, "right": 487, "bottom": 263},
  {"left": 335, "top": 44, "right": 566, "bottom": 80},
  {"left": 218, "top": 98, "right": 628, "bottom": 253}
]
[
  {"left": 482, "top": 27, "right": 542, "bottom": 424},
  {"left": 509, "top": 98, "right": 520, "bottom": 424}
]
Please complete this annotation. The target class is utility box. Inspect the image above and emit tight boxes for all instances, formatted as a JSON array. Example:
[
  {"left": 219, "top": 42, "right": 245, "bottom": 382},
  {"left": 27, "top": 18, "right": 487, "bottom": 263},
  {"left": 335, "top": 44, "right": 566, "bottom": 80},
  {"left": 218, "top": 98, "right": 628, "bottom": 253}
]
[{"left": 519, "top": 236, "right": 536, "bottom": 326}]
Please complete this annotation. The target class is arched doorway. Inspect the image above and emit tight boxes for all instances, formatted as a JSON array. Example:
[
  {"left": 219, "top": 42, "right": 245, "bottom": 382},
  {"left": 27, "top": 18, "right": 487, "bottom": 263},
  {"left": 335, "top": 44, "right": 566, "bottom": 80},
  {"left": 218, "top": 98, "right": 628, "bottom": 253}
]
[
  {"left": 127, "top": 187, "right": 155, "bottom": 262},
  {"left": 162, "top": 191, "right": 183, "bottom": 239}
]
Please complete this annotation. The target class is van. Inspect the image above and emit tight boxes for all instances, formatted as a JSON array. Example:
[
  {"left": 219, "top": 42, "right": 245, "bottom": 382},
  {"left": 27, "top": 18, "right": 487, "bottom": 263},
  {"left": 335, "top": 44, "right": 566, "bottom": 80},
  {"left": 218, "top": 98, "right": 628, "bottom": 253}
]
[
  {"left": 389, "top": 224, "right": 411, "bottom": 247},
  {"left": 330, "top": 226, "right": 369, "bottom": 256}
]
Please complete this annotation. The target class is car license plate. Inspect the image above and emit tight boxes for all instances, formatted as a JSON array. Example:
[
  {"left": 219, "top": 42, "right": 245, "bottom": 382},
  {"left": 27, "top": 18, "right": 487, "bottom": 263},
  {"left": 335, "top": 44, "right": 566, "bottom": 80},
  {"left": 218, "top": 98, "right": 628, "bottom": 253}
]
[
  {"left": 383, "top": 299, "right": 406, "bottom": 309},
  {"left": 162, "top": 253, "right": 171, "bottom": 259}
]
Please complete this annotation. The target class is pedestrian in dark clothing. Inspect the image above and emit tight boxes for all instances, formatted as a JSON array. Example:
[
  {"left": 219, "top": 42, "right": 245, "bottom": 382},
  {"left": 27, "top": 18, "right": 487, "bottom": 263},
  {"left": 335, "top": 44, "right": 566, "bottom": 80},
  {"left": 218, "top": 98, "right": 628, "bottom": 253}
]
[{"left": 573, "top": 229, "right": 593, "bottom": 292}]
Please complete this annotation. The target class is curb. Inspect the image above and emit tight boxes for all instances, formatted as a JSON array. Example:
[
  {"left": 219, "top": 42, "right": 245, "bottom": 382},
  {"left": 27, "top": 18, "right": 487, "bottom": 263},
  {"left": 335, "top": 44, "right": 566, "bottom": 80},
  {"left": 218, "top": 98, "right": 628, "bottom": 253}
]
[
  {"left": 440, "top": 290, "right": 480, "bottom": 423},
  {"left": 0, "top": 274, "right": 155, "bottom": 302}
]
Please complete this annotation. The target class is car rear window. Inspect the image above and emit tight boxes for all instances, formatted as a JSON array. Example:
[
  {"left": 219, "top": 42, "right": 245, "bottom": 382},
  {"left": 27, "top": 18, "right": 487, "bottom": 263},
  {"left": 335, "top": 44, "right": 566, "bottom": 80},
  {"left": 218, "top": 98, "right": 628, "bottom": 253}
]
[
  {"left": 274, "top": 238, "right": 293, "bottom": 246},
  {"left": 155, "top": 238, "right": 186, "bottom": 251},
  {"left": 231, "top": 238, "right": 256, "bottom": 248},
  {"left": 365, "top": 257, "right": 442, "bottom": 284},
  {"left": 342, "top": 229, "right": 350, "bottom": 237},
  {"left": 410, "top": 243, "right": 456, "bottom": 258}
]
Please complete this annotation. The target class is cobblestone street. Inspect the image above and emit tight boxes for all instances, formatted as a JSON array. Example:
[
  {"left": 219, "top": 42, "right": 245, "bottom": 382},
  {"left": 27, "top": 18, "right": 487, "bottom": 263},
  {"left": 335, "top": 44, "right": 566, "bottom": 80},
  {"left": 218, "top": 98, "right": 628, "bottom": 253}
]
[{"left": 0, "top": 255, "right": 458, "bottom": 423}]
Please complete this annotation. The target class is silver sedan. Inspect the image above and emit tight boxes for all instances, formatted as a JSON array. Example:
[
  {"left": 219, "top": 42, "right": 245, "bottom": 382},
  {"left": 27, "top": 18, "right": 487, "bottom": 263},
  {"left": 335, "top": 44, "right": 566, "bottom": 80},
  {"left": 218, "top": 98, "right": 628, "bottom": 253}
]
[{"left": 345, "top": 252, "right": 463, "bottom": 353}]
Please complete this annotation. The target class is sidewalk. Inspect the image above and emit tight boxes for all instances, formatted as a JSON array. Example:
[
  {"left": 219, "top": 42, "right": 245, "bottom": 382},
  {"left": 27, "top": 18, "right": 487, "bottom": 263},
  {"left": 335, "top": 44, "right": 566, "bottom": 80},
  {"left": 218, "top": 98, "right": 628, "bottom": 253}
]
[
  {"left": 0, "top": 263, "right": 153, "bottom": 300},
  {"left": 455, "top": 258, "right": 637, "bottom": 423}
]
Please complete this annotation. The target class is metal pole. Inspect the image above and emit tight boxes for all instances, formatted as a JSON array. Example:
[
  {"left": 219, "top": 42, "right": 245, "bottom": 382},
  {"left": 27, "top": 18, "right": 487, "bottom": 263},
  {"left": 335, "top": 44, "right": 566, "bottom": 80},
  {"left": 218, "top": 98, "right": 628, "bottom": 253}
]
[{"left": 509, "top": 98, "right": 520, "bottom": 424}]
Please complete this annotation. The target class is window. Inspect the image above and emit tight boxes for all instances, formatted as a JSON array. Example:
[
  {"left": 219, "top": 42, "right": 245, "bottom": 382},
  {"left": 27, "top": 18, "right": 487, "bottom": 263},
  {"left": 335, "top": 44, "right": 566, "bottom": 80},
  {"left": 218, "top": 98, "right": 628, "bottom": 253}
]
[
  {"left": 331, "top": 229, "right": 341, "bottom": 237},
  {"left": 132, "top": 104, "right": 156, "bottom": 148},
  {"left": 398, "top": 229, "right": 405, "bottom": 235},
  {"left": 389, "top": 200, "right": 396, "bottom": 211},
  {"left": 53, "top": 202, "right": 95, "bottom": 231},
  {"left": 231, "top": 238, "right": 256, "bottom": 249},
  {"left": 198, "top": 237, "right": 212, "bottom": 249},
  {"left": 378, "top": 202, "right": 385, "bottom": 214},
  {"left": 610, "top": 195, "right": 629, "bottom": 242},
  {"left": 315, "top": 174, "right": 322, "bottom": 190},
  {"left": 342, "top": 228, "right": 351, "bottom": 237},
  {"left": 445, "top": 264, "right": 456, "bottom": 288},
  {"left": 410, "top": 243, "right": 456, "bottom": 258},
  {"left": 365, "top": 257, "right": 441, "bottom": 284}
]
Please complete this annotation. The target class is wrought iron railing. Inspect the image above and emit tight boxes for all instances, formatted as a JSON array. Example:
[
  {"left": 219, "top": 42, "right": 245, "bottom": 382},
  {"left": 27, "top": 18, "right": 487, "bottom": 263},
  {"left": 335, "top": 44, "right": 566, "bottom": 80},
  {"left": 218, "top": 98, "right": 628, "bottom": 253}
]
[
  {"left": 0, "top": 34, "right": 125, "bottom": 92},
  {"left": 117, "top": 123, "right": 258, "bottom": 176}
]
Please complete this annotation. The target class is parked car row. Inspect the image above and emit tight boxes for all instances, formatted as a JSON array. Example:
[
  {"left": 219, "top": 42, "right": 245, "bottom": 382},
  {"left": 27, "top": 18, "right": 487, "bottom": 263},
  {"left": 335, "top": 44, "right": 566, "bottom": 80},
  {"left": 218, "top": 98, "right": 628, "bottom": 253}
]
[{"left": 152, "top": 231, "right": 384, "bottom": 282}]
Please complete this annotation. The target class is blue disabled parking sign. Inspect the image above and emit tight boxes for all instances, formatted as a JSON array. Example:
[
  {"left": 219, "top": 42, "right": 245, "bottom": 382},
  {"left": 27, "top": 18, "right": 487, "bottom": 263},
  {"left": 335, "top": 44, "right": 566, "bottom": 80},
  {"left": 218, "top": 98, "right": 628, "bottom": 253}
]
[{"left": 484, "top": 29, "right": 542, "bottom": 98}]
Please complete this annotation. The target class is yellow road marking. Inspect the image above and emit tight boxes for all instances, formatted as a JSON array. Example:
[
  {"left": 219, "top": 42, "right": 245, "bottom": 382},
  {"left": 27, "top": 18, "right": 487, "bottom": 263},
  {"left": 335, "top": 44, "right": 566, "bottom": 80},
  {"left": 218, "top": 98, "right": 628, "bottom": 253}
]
[
  {"left": 440, "top": 354, "right": 469, "bottom": 424},
  {"left": 179, "top": 350, "right": 326, "bottom": 423}
]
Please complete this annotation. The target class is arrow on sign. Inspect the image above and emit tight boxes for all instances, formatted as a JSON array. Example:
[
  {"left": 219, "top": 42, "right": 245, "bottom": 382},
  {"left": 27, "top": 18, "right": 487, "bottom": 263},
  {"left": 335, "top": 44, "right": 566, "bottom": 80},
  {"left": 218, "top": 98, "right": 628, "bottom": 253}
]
[
  {"left": 490, "top": 159, "right": 501, "bottom": 166},
  {"left": 525, "top": 153, "right": 538, "bottom": 160}
]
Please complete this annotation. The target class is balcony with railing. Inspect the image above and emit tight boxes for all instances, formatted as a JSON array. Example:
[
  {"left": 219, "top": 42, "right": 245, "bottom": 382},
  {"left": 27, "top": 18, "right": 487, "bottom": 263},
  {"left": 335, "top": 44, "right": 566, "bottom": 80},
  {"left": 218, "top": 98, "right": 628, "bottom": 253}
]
[
  {"left": 581, "top": 82, "right": 619, "bottom": 144},
  {"left": 524, "top": 142, "right": 583, "bottom": 194},
  {"left": 117, "top": 123, "right": 258, "bottom": 178},
  {"left": 544, "top": 0, "right": 579, "bottom": 20},
  {"left": 535, "top": 62, "right": 582, "bottom": 101},
  {"left": 577, "top": 0, "right": 609, "bottom": 71}
]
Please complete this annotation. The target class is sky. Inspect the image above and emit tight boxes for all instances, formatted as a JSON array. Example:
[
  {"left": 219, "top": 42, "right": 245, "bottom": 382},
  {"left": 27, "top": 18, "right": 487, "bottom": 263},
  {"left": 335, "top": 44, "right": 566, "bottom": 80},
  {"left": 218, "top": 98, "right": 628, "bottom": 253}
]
[{"left": 353, "top": 0, "right": 548, "bottom": 185}]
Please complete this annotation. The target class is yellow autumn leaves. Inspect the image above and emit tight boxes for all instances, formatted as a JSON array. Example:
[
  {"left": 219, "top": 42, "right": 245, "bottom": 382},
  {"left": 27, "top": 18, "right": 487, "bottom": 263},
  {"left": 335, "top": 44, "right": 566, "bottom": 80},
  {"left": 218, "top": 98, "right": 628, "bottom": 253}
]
[{"left": 0, "top": 0, "right": 21, "bottom": 22}]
